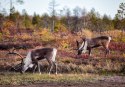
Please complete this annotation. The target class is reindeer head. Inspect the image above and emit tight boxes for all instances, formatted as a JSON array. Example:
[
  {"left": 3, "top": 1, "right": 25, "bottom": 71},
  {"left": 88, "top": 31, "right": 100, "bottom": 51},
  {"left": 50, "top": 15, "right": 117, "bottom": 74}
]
[
  {"left": 21, "top": 51, "right": 34, "bottom": 73},
  {"left": 76, "top": 38, "right": 88, "bottom": 55}
]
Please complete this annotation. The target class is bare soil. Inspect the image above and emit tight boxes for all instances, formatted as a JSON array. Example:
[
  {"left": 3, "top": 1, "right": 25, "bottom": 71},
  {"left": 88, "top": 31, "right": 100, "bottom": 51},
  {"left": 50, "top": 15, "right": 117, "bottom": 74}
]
[{"left": 1, "top": 76, "right": 125, "bottom": 87}]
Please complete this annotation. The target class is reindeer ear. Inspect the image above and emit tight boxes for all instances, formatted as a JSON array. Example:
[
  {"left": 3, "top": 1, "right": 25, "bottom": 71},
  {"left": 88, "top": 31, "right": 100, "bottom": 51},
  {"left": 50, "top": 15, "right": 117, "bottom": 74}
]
[{"left": 76, "top": 40, "right": 79, "bottom": 49}]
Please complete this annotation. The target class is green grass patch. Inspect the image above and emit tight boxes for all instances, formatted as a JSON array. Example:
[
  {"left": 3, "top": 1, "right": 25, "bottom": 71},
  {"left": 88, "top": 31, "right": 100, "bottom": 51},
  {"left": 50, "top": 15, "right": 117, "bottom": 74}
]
[{"left": 0, "top": 72, "right": 103, "bottom": 85}]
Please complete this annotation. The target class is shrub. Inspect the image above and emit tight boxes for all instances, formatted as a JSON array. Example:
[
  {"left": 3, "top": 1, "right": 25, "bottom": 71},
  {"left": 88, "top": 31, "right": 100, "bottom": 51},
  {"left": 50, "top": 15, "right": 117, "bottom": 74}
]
[
  {"left": 101, "top": 30, "right": 125, "bottom": 42},
  {"left": 60, "top": 39, "right": 69, "bottom": 49},
  {"left": 3, "top": 20, "right": 15, "bottom": 35},
  {"left": 54, "top": 22, "right": 67, "bottom": 32},
  {"left": 77, "top": 29, "right": 93, "bottom": 38},
  {"left": 3, "top": 20, "right": 15, "bottom": 29},
  {"left": 21, "top": 34, "right": 32, "bottom": 41},
  {"left": 0, "top": 33, "right": 3, "bottom": 41},
  {"left": 39, "top": 29, "right": 54, "bottom": 42}
]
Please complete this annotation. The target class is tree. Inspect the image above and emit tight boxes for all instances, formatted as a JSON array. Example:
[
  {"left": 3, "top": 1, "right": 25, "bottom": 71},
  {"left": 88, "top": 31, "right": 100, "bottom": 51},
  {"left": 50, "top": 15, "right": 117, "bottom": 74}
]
[
  {"left": 72, "top": 6, "right": 82, "bottom": 32},
  {"left": 9, "top": 0, "right": 23, "bottom": 22},
  {"left": 41, "top": 13, "right": 51, "bottom": 29},
  {"left": 88, "top": 8, "right": 98, "bottom": 31},
  {"left": 0, "top": 0, "right": 23, "bottom": 15},
  {"left": 22, "top": 9, "right": 32, "bottom": 29},
  {"left": 9, "top": 0, "right": 24, "bottom": 15},
  {"left": 65, "top": 8, "right": 71, "bottom": 28},
  {"left": 59, "top": 8, "right": 72, "bottom": 30},
  {"left": 116, "top": 3, "right": 125, "bottom": 41},
  {"left": 113, "top": 14, "right": 121, "bottom": 29},
  {"left": 117, "top": 3, "right": 125, "bottom": 30},
  {"left": 81, "top": 8, "right": 87, "bottom": 29},
  {"left": 49, "top": 0, "right": 58, "bottom": 32},
  {"left": 117, "top": 3, "right": 125, "bottom": 19},
  {"left": 102, "top": 14, "right": 114, "bottom": 30},
  {"left": 32, "top": 12, "right": 41, "bottom": 29},
  {"left": 0, "top": 13, "right": 4, "bottom": 33}
]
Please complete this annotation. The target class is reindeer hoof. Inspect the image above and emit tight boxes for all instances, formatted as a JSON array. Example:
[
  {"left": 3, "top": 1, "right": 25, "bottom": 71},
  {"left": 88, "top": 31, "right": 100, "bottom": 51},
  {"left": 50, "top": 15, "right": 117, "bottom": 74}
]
[
  {"left": 49, "top": 72, "right": 51, "bottom": 75},
  {"left": 39, "top": 73, "right": 41, "bottom": 75}
]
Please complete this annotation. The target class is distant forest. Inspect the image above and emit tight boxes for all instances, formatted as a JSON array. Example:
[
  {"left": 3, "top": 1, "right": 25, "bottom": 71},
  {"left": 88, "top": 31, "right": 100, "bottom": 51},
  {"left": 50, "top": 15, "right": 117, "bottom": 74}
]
[{"left": 0, "top": 0, "right": 125, "bottom": 35}]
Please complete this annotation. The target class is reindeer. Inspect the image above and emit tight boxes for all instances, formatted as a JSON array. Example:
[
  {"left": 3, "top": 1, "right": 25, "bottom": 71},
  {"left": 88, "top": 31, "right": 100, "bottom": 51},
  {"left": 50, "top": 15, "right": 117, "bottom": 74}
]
[
  {"left": 21, "top": 48, "right": 57, "bottom": 75},
  {"left": 76, "top": 36, "right": 111, "bottom": 57}
]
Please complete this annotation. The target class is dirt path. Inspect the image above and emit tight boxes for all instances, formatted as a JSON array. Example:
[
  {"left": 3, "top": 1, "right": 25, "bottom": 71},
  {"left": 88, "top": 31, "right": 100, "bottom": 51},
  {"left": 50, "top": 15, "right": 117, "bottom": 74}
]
[{"left": 2, "top": 76, "right": 125, "bottom": 87}]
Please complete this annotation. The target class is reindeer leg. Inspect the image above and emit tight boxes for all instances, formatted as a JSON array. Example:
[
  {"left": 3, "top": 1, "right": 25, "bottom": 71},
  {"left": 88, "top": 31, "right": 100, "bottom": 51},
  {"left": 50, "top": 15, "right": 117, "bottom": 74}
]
[
  {"left": 88, "top": 48, "right": 92, "bottom": 57},
  {"left": 102, "top": 44, "right": 109, "bottom": 57},
  {"left": 47, "top": 59, "right": 54, "bottom": 75},
  {"left": 49, "top": 63, "right": 53, "bottom": 75},
  {"left": 53, "top": 61, "right": 57, "bottom": 74},
  {"left": 33, "top": 60, "right": 41, "bottom": 74},
  {"left": 32, "top": 64, "right": 37, "bottom": 74},
  {"left": 105, "top": 48, "right": 110, "bottom": 57},
  {"left": 36, "top": 62, "right": 41, "bottom": 75}
]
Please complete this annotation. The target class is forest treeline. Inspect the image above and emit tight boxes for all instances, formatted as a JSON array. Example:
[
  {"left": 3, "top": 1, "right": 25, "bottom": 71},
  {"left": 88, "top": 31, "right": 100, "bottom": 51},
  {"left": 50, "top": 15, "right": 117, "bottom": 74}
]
[{"left": 0, "top": 1, "right": 125, "bottom": 36}]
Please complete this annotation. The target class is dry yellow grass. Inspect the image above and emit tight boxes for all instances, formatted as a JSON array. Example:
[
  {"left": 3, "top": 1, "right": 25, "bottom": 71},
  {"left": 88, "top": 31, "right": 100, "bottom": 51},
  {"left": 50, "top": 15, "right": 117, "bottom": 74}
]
[{"left": 0, "top": 73, "right": 102, "bottom": 85}]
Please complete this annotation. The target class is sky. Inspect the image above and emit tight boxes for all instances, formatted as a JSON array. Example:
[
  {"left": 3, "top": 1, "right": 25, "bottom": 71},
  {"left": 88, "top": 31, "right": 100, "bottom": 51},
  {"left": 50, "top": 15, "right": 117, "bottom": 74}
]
[{"left": 1, "top": 0, "right": 125, "bottom": 18}]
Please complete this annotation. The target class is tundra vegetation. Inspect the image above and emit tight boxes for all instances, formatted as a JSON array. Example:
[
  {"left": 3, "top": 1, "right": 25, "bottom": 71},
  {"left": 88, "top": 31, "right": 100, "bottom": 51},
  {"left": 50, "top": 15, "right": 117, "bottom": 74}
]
[{"left": 0, "top": 1, "right": 125, "bottom": 86}]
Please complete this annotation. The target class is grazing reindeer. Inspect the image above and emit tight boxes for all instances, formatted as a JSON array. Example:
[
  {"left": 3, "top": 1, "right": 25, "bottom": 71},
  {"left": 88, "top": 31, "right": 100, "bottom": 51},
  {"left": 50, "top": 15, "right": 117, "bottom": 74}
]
[
  {"left": 21, "top": 48, "right": 57, "bottom": 75},
  {"left": 76, "top": 36, "right": 111, "bottom": 57}
]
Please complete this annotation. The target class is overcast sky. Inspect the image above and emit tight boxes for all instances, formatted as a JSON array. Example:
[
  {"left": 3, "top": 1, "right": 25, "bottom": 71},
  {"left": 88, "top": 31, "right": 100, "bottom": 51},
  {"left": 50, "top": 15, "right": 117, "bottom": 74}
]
[{"left": 1, "top": 0, "right": 125, "bottom": 18}]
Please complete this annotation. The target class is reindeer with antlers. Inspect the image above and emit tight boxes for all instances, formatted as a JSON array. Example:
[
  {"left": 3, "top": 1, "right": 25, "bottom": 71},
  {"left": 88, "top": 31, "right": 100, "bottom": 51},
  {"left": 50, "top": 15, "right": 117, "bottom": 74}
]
[
  {"left": 0, "top": 42, "right": 57, "bottom": 74},
  {"left": 20, "top": 48, "right": 57, "bottom": 74},
  {"left": 76, "top": 36, "right": 111, "bottom": 57}
]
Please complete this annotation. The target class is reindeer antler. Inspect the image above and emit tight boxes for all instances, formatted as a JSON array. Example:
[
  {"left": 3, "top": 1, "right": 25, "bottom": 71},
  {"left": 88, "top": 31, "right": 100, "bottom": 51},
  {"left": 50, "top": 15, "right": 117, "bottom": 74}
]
[
  {"left": 76, "top": 40, "right": 79, "bottom": 49},
  {"left": 6, "top": 48, "right": 24, "bottom": 59}
]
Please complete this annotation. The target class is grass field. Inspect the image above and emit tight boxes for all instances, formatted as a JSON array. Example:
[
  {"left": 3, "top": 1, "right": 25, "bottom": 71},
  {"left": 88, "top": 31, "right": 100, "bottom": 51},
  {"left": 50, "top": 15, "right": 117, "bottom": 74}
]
[{"left": 0, "top": 73, "right": 102, "bottom": 85}]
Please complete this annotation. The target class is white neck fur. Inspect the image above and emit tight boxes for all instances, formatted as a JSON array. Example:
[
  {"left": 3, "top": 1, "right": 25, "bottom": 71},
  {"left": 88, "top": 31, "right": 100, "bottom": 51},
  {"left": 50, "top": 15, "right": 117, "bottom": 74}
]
[{"left": 24, "top": 51, "right": 32, "bottom": 66}]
